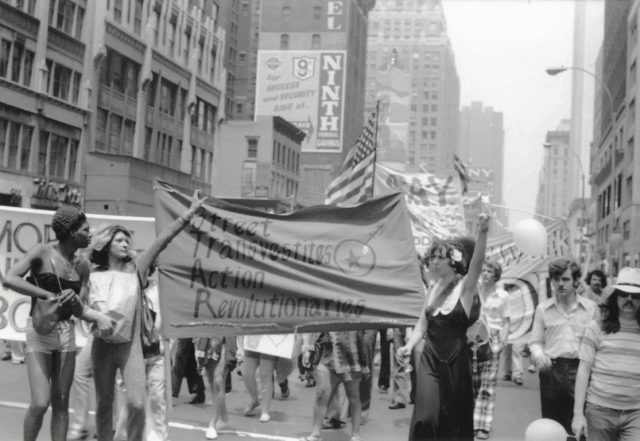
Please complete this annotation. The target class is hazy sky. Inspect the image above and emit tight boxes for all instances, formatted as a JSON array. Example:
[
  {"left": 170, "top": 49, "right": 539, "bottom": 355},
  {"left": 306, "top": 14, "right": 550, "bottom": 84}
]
[{"left": 441, "top": 0, "right": 605, "bottom": 228}]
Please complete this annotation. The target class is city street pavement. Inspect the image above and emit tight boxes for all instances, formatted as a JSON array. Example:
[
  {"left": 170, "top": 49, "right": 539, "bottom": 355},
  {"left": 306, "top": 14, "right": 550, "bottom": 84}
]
[{"left": 0, "top": 357, "right": 542, "bottom": 441}]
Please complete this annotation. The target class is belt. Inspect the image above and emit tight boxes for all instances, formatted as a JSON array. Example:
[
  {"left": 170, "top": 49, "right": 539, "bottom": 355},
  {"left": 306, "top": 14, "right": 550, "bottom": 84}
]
[{"left": 551, "top": 357, "right": 579, "bottom": 366}]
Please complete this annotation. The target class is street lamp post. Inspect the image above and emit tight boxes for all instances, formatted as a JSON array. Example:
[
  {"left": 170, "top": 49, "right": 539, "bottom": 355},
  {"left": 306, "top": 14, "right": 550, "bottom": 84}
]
[{"left": 547, "top": 66, "right": 620, "bottom": 277}]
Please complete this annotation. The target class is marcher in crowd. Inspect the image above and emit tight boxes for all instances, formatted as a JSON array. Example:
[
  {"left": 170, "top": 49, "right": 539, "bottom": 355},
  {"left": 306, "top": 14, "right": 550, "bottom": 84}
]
[
  {"left": 300, "top": 330, "right": 369, "bottom": 441},
  {"left": 114, "top": 263, "right": 170, "bottom": 441},
  {"left": 88, "top": 190, "right": 206, "bottom": 441},
  {"left": 194, "top": 336, "right": 236, "bottom": 440},
  {"left": 388, "top": 328, "right": 410, "bottom": 410},
  {"left": 529, "top": 258, "right": 598, "bottom": 437},
  {"left": 572, "top": 267, "right": 640, "bottom": 441},
  {"left": 236, "top": 335, "right": 280, "bottom": 423},
  {"left": 472, "top": 260, "right": 511, "bottom": 440},
  {"left": 582, "top": 269, "right": 608, "bottom": 303},
  {"left": 4, "top": 207, "right": 114, "bottom": 441},
  {"left": 172, "top": 337, "right": 206, "bottom": 404},
  {"left": 397, "top": 213, "right": 490, "bottom": 441}
]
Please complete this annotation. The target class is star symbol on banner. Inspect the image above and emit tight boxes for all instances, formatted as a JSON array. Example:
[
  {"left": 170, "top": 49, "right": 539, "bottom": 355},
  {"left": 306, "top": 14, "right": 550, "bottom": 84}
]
[{"left": 346, "top": 249, "right": 363, "bottom": 269}]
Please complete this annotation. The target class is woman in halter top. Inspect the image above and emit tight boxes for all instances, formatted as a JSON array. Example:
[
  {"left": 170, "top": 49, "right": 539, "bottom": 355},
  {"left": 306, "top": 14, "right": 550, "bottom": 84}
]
[
  {"left": 397, "top": 213, "right": 490, "bottom": 441},
  {"left": 4, "top": 207, "right": 114, "bottom": 441}
]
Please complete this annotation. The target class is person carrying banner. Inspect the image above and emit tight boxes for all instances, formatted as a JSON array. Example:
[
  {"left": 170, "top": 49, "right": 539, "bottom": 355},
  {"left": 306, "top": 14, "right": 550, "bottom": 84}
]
[
  {"left": 397, "top": 213, "right": 490, "bottom": 441},
  {"left": 87, "top": 190, "right": 206, "bottom": 441},
  {"left": 572, "top": 267, "right": 640, "bottom": 441},
  {"left": 472, "top": 260, "right": 511, "bottom": 440},
  {"left": 529, "top": 258, "right": 598, "bottom": 438},
  {"left": 300, "top": 330, "right": 369, "bottom": 441},
  {"left": 3, "top": 207, "right": 114, "bottom": 441}
]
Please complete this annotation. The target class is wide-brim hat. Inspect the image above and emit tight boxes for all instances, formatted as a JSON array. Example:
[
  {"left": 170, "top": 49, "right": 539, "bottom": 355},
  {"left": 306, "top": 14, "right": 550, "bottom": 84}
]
[{"left": 611, "top": 267, "right": 640, "bottom": 294}]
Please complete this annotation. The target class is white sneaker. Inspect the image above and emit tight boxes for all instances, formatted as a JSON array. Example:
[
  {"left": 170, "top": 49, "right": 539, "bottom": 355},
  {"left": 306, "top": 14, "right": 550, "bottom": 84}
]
[{"left": 205, "top": 426, "right": 218, "bottom": 439}]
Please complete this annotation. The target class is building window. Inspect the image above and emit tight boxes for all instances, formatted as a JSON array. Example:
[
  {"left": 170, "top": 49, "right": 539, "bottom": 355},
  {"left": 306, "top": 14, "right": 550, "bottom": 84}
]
[
  {"left": 144, "top": 127, "right": 152, "bottom": 160},
  {"left": 53, "top": 64, "right": 72, "bottom": 101},
  {"left": 183, "top": 32, "right": 191, "bottom": 65},
  {"left": 313, "top": 6, "right": 322, "bottom": 21},
  {"left": 311, "top": 34, "right": 321, "bottom": 49},
  {"left": 624, "top": 220, "right": 631, "bottom": 240},
  {"left": 124, "top": 120, "right": 135, "bottom": 155},
  {"left": 160, "top": 79, "right": 177, "bottom": 116},
  {"left": 210, "top": 49, "right": 217, "bottom": 82},
  {"left": 282, "top": 6, "right": 291, "bottom": 21},
  {"left": 109, "top": 114, "right": 122, "bottom": 153},
  {"left": 75, "top": 6, "right": 84, "bottom": 39},
  {"left": 72, "top": 72, "right": 81, "bottom": 105},
  {"left": 49, "top": 134, "right": 68, "bottom": 179},
  {"left": 247, "top": 138, "right": 258, "bottom": 158},
  {"left": 114, "top": 0, "right": 123, "bottom": 23},
  {"left": 167, "top": 21, "right": 176, "bottom": 54},
  {"left": 134, "top": 0, "right": 143, "bottom": 35},
  {"left": 280, "top": 34, "right": 289, "bottom": 50},
  {"left": 57, "top": 0, "right": 76, "bottom": 34},
  {"left": 96, "top": 108, "right": 108, "bottom": 151},
  {"left": 0, "top": 40, "right": 11, "bottom": 78}
]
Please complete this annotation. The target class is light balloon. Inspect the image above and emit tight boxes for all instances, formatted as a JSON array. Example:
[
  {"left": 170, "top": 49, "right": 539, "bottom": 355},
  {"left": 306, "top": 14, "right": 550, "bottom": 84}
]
[
  {"left": 609, "top": 232, "right": 623, "bottom": 251},
  {"left": 524, "top": 418, "right": 567, "bottom": 441},
  {"left": 513, "top": 219, "right": 547, "bottom": 256}
]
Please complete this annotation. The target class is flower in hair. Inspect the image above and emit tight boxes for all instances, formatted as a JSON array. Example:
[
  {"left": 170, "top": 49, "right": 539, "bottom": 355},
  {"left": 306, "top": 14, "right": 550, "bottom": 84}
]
[{"left": 451, "top": 249, "right": 463, "bottom": 263}]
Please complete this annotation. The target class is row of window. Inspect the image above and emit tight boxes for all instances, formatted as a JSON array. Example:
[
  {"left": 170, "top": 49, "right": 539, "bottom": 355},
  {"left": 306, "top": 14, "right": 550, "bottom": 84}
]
[
  {"left": 0, "top": 39, "right": 34, "bottom": 87},
  {"left": 271, "top": 140, "right": 300, "bottom": 173},
  {"left": 0, "top": 118, "right": 33, "bottom": 172},
  {"left": 45, "top": 59, "right": 82, "bottom": 105},
  {"left": 100, "top": 49, "right": 140, "bottom": 99},
  {"left": 279, "top": 34, "right": 322, "bottom": 50},
  {"left": 271, "top": 172, "right": 298, "bottom": 200},
  {"left": 410, "top": 104, "right": 438, "bottom": 113},
  {"left": 96, "top": 108, "right": 135, "bottom": 156},
  {"left": 49, "top": 0, "right": 84, "bottom": 40},
  {"left": 280, "top": 5, "right": 324, "bottom": 22},
  {"left": 39, "top": 130, "right": 79, "bottom": 181},
  {"left": 2, "top": 0, "right": 36, "bottom": 15}
]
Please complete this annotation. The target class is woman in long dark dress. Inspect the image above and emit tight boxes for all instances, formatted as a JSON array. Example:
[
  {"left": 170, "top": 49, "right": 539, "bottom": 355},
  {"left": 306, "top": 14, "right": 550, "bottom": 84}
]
[{"left": 398, "top": 214, "right": 490, "bottom": 441}]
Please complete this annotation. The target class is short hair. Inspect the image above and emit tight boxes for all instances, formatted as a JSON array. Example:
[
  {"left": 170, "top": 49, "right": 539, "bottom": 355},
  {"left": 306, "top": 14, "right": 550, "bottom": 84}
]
[
  {"left": 484, "top": 259, "right": 503, "bottom": 282},
  {"left": 89, "top": 224, "right": 133, "bottom": 267},
  {"left": 52, "top": 208, "right": 87, "bottom": 241},
  {"left": 586, "top": 269, "right": 608, "bottom": 288},
  {"left": 548, "top": 258, "right": 581, "bottom": 282}
]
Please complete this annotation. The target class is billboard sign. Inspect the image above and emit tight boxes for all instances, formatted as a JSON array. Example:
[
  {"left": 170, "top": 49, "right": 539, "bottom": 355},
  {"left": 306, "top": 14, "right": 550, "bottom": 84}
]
[{"left": 256, "top": 50, "right": 346, "bottom": 153}]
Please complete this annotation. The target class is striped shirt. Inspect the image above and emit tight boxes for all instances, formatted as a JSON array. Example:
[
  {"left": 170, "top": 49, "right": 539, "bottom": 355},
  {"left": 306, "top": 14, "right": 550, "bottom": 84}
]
[
  {"left": 530, "top": 295, "right": 598, "bottom": 359},
  {"left": 580, "top": 318, "right": 640, "bottom": 410}
]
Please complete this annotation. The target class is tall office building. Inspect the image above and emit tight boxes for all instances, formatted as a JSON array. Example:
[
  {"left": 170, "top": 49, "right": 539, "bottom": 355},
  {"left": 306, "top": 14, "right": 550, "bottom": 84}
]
[
  {"left": 84, "top": 0, "right": 227, "bottom": 216},
  {"left": 458, "top": 102, "right": 504, "bottom": 204},
  {"left": 255, "top": 0, "right": 375, "bottom": 206},
  {"left": 0, "top": 0, "right": 89, "bottom": 210},
  {"left": 365, "top": 0, "right": 459, "bottom": 174},
  {"left": 535, "top": 120, "right": 572, "bottom": 220}
]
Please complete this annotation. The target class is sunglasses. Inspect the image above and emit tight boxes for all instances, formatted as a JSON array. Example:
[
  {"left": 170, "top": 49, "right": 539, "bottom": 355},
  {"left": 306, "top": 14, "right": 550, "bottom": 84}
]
[{"left": 617, "top": 292, "right": 640, "bottom": 300}]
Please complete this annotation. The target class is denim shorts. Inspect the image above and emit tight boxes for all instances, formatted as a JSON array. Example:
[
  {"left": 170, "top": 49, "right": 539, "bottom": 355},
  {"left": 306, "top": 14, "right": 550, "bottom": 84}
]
[{"left": 25, "top": 317, "right": 76, "bottom": 354}]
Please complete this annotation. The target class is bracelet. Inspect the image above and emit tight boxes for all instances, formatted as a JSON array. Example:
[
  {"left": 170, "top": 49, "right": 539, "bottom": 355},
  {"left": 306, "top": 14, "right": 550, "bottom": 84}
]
[{"left": 180, "top": 211, "right": 195, "bottom": 223}]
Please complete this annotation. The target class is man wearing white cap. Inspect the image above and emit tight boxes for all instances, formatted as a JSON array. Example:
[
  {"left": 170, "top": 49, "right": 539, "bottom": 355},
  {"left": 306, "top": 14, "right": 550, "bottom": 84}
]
[
  {"left": 572, "top": 267, "right": 640, "bottom": 441},
  {"left": 529, "top": 258, "right": 598, "bottom": 437}
]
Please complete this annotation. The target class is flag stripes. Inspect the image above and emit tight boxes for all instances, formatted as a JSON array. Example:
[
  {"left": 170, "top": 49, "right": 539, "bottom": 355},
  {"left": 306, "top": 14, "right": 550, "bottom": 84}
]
[{"left": 325, "top": 106, "right": 378, "bottom": 206}]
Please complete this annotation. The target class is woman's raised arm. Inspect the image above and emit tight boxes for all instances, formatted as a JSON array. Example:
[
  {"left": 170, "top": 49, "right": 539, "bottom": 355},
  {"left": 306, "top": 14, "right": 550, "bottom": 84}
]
[
  {"left": 135, "top": 189, "right": 207, "bottom": 283},
  {"left": 461, "top": 214, "right": 490, "bottom": 296}
]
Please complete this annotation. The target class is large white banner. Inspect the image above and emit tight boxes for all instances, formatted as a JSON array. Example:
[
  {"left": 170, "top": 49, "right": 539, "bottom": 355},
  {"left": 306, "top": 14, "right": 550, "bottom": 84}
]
[
  {"left": 0, "top": 206, "right": 154, "bottom": 343},
  {"left": 255, "top": 50, "right": 346, "bottom": 153},
  {"left": 374, "top": 164, "right": 467, "bottom": 253}
]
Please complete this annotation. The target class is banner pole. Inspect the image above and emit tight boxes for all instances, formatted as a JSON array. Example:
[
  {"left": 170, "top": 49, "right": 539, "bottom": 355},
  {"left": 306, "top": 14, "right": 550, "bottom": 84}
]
[{"left": 372, "top": 100, "right": 380, "bottom": 197}]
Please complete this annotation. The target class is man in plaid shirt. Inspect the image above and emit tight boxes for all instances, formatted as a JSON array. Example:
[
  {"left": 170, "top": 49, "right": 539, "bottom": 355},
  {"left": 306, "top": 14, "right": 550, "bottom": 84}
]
[{"left": 471, "top": 260, "right": 511, "bottom": 440}]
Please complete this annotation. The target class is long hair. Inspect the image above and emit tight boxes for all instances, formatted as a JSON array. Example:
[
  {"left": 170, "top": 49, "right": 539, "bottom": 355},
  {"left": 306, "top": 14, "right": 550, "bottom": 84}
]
[
  {"left": 601, "top": 289, "right": 640, "bottom": 334},
  {"left": 89, "top": 224, "right": 133, "bottom": 267}
]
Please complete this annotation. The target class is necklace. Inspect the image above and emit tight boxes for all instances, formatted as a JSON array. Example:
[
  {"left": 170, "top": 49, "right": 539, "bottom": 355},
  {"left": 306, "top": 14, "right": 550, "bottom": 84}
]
[{"left": 55, "top": 245, "right": 77, "bottom": 279}]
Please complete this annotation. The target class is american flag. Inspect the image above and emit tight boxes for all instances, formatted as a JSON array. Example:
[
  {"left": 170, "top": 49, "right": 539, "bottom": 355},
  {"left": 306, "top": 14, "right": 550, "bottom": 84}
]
[{"left": 325, "top": 106, "right": 378, "bottom": 206}]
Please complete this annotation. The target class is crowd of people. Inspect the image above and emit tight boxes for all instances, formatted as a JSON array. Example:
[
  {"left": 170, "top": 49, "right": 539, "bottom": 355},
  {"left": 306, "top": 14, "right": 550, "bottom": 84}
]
[{"left": 3, "top": 201, "right": 640, "bottom": 441}]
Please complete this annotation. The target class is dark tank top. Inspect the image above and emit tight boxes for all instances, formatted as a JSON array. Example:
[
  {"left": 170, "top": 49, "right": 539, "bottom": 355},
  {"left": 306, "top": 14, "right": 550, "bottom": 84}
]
[{"left": 27, "top": 273, "right": 81, "bottom": 321}]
